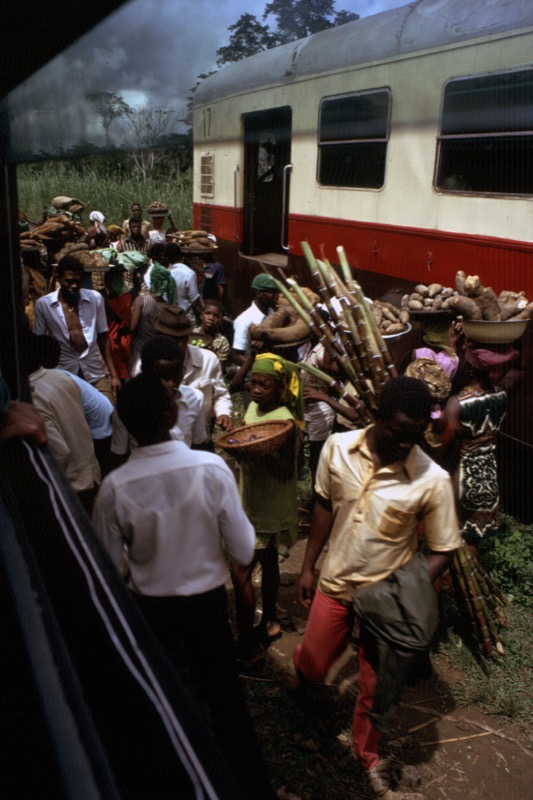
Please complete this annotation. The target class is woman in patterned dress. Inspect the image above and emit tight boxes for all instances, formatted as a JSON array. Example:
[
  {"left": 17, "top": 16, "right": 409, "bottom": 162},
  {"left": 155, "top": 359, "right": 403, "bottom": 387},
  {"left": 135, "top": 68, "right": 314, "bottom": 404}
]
[{"left": 440, "top": 343, "right": 518, "bottom": 550}]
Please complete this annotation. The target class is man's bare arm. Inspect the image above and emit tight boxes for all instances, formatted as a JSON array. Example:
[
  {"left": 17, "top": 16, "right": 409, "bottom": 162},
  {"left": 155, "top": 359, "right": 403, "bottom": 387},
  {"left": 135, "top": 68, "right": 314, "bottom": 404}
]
[{"left": 297, "top": 496, "right": 333, "bottom": 608}]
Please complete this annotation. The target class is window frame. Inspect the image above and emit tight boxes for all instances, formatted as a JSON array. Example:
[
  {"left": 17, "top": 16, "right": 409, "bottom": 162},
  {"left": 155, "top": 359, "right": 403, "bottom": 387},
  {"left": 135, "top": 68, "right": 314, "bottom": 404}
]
[
  {"left": 317, "top": 87, "right": 392, "bottom": 190},
  {"left": 435, "top": 66, "right": 533, "bottom": 196}
]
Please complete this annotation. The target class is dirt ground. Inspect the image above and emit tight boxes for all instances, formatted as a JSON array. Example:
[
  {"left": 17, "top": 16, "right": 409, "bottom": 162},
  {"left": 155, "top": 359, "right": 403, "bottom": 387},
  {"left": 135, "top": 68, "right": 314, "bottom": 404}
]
[{"left": 238, "top": 535, "right": 533, "bottom": 800}]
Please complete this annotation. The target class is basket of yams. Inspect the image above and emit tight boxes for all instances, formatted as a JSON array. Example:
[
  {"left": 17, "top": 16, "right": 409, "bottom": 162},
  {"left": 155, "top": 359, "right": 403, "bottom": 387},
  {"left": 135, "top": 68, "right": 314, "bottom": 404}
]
[{"left": 217, "top": 419, "right": 294, "bottom": 462}]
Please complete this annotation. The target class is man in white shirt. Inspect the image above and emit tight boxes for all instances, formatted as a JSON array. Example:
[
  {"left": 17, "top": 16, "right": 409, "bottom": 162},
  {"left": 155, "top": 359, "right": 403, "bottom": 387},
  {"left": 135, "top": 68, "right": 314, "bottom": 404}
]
[
  {"left": 33, "top": 256, "right": 119, "bottom": 403},
  {"left": 167, "top": 242, "right": 202, "bottom": 325},
  {"left": 231, "top": 273, "right": 279, "bottom": 365},
  {"left": 154, "top": 305, "right": 233, "bottom": 446},
  {"left": 92, "top": 372, "right": 274, "bottom": 800},
  {"left": 140, "top": 334, "right": 206, "bottom": 448}
]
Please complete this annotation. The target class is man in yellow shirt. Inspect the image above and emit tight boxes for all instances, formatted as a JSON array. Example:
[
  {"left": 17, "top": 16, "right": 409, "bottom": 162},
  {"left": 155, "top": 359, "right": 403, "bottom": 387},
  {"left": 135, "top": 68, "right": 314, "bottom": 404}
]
[{"left": 294, "top": 377, "right": 461, "bottom": 800}]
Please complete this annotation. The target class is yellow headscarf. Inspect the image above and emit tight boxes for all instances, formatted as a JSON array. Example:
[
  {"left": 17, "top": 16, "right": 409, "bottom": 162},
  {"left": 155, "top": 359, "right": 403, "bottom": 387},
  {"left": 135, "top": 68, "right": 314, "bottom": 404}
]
[{"left": 251, "top": 352, "right": 304, "bottom": 428}]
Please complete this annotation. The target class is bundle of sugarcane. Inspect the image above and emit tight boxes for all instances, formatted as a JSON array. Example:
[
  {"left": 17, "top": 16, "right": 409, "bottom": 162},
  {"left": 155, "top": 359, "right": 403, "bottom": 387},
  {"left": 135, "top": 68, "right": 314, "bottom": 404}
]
[
  {"left": 451, "top": 542, "right": 510, "bottom": 658},
  {"left": 268, "top": 242, "right": 398, "bottom": 420}
]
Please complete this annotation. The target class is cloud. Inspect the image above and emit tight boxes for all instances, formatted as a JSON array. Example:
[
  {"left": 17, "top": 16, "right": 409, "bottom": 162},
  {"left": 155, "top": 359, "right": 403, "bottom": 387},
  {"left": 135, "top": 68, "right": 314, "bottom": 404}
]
[{"left": 3, "top": 0, "right": 406, "bottom": 158}]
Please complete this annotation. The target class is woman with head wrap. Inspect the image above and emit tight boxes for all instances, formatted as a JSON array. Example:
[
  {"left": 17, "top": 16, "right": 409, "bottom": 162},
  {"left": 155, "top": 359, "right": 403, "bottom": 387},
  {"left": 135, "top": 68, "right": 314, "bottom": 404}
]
[
  {"left": 128, "top": 245, "right": 174, "bottom": 375},
  {"left": 232, "top": 352, "right": 303, "bottom": 664},
  {"left": 86, "top": 210, "right": 107, "bottom": 248},
  {"left": 439, "top": 340, "right": 519, "bottom": 553}
]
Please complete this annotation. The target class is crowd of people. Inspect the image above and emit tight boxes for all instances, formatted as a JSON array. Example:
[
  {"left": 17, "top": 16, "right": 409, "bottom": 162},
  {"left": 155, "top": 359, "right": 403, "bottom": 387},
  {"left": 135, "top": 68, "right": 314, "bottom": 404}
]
[{"left": 12, "top": 196, "right": 525, "bottom": 800}]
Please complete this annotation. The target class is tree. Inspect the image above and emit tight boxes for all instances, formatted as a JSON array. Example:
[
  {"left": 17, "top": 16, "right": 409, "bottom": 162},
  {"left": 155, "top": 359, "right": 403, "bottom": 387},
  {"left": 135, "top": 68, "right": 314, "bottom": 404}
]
[
  {"left": 217, "top": 0, "right": 358, "bottom": 65},
  {"left": 86, "top": 92, "right": 132, "bottom": 146},
  {"left": 117, "top": 108, "right": 178, "bottom": 181},
  {"left": 216, "top": 13, "right": 279, "bottom": 66}
]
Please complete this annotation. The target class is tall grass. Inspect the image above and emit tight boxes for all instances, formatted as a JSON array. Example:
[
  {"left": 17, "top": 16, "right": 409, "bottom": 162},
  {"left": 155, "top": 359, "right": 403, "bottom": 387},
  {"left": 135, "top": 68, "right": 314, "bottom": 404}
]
[{"left": 17, "top": 160, "right": 193, "bottom": 230}]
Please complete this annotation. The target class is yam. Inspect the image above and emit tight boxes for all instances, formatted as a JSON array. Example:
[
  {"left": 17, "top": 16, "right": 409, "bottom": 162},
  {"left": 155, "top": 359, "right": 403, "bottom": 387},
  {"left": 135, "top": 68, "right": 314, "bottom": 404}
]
[
  {"left": 384, "top": 322, "right": 405, "bottom": 335},
  {"left": 477, "top": 287, "right": 501, "bottom": 321},
  {"left": 399, "top": 308, "right": 410, "bottom": 325},
  {"left": 455, "top": 270, "right": 467, "bottom": 295},
  {"left": 250, "top": 317, "right": 310, "bottom": 344},
  {"left": 464, "top": 275, "right": 483, "bottom": 297},
  {"left": 428, "top": 283, "right": 443, "bottom": 298},
  {"left": 509, "top": 302, "right": 533, "bottom": 320},
  {"left": 414, "top": 284, "right": 429, "bottom": 297},
  {"left": 448, "top": 295, "right": 483, "bottom": 320},
  {"left": 408, "top": 299, "right": 424, "bottom": 310},
  {"left": 371, "top": 305, "right": 384, "bottom": 326}
]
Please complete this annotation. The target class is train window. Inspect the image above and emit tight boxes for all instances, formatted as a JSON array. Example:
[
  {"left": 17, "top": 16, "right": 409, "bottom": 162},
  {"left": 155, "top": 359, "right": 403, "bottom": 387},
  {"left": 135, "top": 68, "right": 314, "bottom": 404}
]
[
  {"left": 436, "top": 68, "right": 533, "bottom": 194},
  {"left": 318, "top": 89, "right": 390, "bottom": 189},
  {"left": 200, "top": 152, "right": 214, "bottom": 197}
]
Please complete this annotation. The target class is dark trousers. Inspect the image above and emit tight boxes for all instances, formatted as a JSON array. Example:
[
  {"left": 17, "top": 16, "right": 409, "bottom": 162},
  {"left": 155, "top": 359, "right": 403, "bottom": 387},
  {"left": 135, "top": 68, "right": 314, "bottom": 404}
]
[{"left": 135, "top": 586, "right": 274, "bottom": 800}]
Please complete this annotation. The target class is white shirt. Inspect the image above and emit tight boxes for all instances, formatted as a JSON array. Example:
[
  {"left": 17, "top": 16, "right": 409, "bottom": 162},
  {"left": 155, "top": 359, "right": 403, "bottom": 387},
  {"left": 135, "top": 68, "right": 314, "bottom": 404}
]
[
  {"left": 170, "top": 263, "right": 201, "bottom": 325},
  {"left": 111, "top": 381, "right": 207, "bottom": 454},
  {"left": 232, "top": 301, "right": 269, "bottom": 354},
  {"left": 92, "top": 440, "right": 254, "bottom": 596},
  {"left": 33, "top": 288, "right": 108, "bottom": 383},
  {"left": 183, "top": 345, "right": 232, "bottom": 435},
  {"left": 170, "top": 384, "right": 206, "bottom": 447}
]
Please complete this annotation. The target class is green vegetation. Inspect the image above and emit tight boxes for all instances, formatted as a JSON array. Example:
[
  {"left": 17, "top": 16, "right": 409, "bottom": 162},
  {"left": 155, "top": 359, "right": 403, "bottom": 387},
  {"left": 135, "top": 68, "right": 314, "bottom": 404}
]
[
  {"left": 430, "top": 514, "right": 533, "bottom": 724},
  {"left": 17, "top": 157, "right": 193, "bottom": 230},
  {"left": 478, "top": 514, "right": 533, "bottom": 607}
]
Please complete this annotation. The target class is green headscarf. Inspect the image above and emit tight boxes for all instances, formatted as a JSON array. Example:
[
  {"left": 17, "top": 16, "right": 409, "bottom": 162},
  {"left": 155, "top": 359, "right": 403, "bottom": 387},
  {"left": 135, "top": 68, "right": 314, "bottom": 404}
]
[
  {"left": 150, "top": 261, "right": 177, "bottom": 304},
  {"left": 251, "top": 352, "right": 305, "bottom": 428}
]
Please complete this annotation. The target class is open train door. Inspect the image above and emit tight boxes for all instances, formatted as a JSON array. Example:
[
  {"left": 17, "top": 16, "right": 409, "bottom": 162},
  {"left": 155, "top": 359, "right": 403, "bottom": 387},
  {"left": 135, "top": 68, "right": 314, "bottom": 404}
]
[{"left": 242, "top": 106, "right": 292, "bottom": 256}]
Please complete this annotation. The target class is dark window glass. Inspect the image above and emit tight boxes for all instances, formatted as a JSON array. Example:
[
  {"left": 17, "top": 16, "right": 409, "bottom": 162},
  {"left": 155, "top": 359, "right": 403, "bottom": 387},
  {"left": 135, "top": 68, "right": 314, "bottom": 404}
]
[
  {"left": 437, "top": 69, "right": 533, "bottom": 194},
  {"left": 318, "top": 90, "right": 390, "bottom": 188}
]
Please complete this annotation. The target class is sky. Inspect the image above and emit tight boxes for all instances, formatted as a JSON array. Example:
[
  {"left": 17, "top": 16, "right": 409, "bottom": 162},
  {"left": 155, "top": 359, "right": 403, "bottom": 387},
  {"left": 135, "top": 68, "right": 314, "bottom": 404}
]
[{"left": 5, "top": 0, "right": 407, "bottom": 158}]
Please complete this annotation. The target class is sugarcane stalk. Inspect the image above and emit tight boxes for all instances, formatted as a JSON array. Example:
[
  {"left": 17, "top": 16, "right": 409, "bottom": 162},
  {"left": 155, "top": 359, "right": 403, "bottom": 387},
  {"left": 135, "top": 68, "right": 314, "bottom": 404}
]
[
  {"left": 279, "top": 276, "right": 370, "bottom": 401},
  {"left": 454, "top": 551, "right": 494, "bottom": 657},
  {"left": 312, "top": 257, "right": 381, "bottom": 410},
  {"left": 464, "top": 563, "right": 504, "bottom": 656},
  {"left": 302, "top": 242, "right": 372, "bottom": 372},
  {"left": 298, "top": 361, "right": 366, "bottom": 419},
  {"left": 313, "top": 259, "right": 372, "bottom": 390},
  {"left": 451, "top": 551, "right": 485, "bottom": 657},
  {"left": 337, "top": 246, "right": 398, "bottom": 383},
  {"left": 321, "top": 260, "right": 379, "bottom": 377},
  {"left": 464, "top": 546, "right": 509, "bottom": 616},
  {"left": 454, "top": 545, "right": 504, "bottom": 657}
]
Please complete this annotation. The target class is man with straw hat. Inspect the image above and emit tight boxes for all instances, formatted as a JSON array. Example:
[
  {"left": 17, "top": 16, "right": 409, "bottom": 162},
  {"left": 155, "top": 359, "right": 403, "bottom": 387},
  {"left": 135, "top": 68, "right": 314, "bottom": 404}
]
[
  {"left": 154, "top": 305, "right": 232, "bottom": 446},
  {"left": 294, "top": 377, "right": 461, "bottom": 800}
]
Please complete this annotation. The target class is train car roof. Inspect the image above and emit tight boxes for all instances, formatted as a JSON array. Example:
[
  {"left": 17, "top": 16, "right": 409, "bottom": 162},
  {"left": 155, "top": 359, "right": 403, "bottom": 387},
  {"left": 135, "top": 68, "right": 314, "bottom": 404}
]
[{"left": 194, "top": 0, "right": 533, "bottom": 106}]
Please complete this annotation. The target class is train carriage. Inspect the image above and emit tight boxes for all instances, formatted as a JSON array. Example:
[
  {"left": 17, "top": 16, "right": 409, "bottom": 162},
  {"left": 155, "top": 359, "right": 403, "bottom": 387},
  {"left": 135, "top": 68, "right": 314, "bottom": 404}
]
[
  {"left": 193, "top": 0, "right": 533, "bottom": 300},
  {"left": 193, "top": 0, "right": 533, "bottom": 521}
]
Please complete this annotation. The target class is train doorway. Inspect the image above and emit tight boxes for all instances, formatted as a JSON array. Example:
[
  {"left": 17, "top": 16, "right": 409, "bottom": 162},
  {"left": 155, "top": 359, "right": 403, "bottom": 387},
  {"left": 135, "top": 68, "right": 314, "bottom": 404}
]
[{"left": 242, "top": 106, "right": 292, "bottom": 256}]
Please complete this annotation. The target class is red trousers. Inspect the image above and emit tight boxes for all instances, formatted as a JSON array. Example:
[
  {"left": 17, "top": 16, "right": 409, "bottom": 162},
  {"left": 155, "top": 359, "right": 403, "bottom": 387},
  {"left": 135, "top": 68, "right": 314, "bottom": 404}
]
[{"left": 294, "top": 590, "right": 380, "bottom": 770}]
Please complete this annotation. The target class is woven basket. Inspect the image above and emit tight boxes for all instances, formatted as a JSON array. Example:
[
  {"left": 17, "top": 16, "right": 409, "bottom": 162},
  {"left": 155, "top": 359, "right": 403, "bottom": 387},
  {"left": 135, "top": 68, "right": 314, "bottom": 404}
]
[{"left": 217, "top": 419, "right": 294, "bottom": 462}]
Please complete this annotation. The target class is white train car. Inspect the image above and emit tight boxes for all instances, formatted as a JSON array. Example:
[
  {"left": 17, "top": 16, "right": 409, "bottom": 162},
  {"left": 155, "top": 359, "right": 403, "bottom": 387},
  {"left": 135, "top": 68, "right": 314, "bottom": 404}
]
[
  {"left": 193, "top": 0, "right": 533, "bottom": 301},
  {"left": 193, "top": 0, "right": 533, "bottom": 521}
]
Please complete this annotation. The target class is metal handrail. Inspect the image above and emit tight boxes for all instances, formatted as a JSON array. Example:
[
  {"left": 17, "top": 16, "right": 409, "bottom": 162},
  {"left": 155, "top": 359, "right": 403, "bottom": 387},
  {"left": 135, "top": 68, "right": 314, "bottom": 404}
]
[
  {"left": 281, "top": 163, "right": 293, "bottom": 251},
  {"left": 233, "top": 165, "right": 240, "bottom": 241}
]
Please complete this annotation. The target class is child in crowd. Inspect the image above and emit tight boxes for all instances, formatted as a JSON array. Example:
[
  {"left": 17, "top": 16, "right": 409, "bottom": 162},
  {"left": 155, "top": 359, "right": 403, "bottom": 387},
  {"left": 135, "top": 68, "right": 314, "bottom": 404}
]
[
  {"left": 192, "top": 299, "right": 231, "bottom": 370},
  {"left": 232, "top": 352, "right": 303, "bottom": 663}
]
